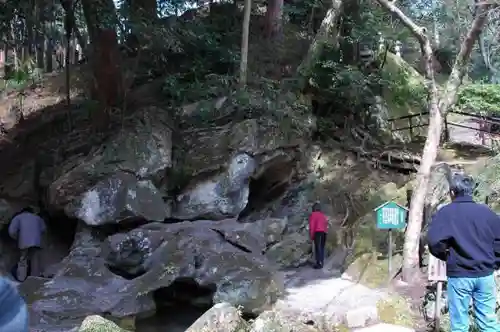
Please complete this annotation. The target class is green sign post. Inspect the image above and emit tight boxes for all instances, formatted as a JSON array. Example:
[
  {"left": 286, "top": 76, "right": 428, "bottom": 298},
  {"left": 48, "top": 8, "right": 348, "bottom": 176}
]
[{"left": 374, "top": 201, "right": 409, "bottom": 283}]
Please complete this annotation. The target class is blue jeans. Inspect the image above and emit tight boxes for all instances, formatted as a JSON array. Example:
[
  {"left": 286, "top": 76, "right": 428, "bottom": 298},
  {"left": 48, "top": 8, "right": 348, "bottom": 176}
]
[{"left": 448, "top": 274, "right": 499, "bottom": 332}]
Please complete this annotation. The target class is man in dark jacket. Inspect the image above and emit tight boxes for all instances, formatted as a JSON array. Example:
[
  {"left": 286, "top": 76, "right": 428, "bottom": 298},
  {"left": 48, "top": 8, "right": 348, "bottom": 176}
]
[
  {"left": 8, "top": 207, "right": 46, "bottom": 281},
  {"left": 427, "top": 173, "right": 500, "bottom": 332}
]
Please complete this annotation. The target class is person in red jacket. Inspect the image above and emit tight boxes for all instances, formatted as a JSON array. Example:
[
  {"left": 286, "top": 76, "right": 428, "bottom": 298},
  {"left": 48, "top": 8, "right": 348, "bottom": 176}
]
[{"left": 309, "top": 202, "right": 328, "bottom": 269}]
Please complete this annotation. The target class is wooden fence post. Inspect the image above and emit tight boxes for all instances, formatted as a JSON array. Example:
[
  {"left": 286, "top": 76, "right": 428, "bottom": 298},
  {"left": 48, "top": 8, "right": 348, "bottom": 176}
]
[
  {"left": 409, "top": 117, "right": 413, "bottom": 140},
  {"left": 443, "top": 116, "right": 450, "bottom": 142}
]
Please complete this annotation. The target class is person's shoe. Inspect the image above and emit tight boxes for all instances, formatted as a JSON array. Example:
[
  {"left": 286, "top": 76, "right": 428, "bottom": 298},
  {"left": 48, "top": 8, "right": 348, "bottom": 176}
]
[
  {"left": 313, "top": 264, "right": 321, "bottom": 269},
  {"left": 16, "top": 260, "right": 28, "bottom": 282}
]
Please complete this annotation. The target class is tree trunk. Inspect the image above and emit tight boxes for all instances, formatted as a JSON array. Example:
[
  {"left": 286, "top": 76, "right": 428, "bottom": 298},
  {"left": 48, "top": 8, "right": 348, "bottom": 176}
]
[
  {"left": 35, "top": 0, "right": 47, "bottom": 70},
  {"left": 339, "top": 0, "right": 360, "bottom": 64},
  {"left": 25, "top": 0, "right": 36, "bottom": 61},
  {"left": 10, "top": 20, "right": 18, "bottom": 70},
  {"left": 264, "top": 0, "right": 284, "bottom": 40},
  {"left": 44, "top": 0, "right": 55, "bottom": 72},
  {"left": 72, "top": 23, "right": 87, "bottom": 60},
  {"left": 374, "top": 0, "right": 494, "bottom": 282},
  {"left": 45, "top": 36, "right": 53, "bottom": 72},
  {"left": 297, "top": 0, "right": 342, "bottom": 86},
  {"left": 81, "top": 0, "right": 123, "bottom": 127},
  {"left": 239, "top": 0, "right": 252, "bottom": 87}
]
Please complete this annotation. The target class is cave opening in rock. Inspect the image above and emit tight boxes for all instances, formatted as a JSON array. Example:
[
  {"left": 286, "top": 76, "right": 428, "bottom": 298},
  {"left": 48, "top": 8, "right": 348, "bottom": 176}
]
[
  {"left": 41, "top": 210, "right": 79, "bottom": 277},
  {"left": 0, "top": 209, "right": 78, "bottom": 279},
  {"left": 239, "top": 157, "right": 295, "bottom": 219},
  {"left": 136, "top": 278, "right": 216, "bottom": 332}
]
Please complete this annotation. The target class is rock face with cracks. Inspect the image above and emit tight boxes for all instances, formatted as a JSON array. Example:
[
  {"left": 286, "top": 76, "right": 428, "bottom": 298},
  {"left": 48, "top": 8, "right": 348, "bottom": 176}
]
[
  {"left": 105, "top": 220, "right": 284, "bottom": 314},
  {"left": 47, "top": 107, "right": 172, "bottom": 226},
  {"left": 171, "top": 93, "right": 313, "bottom": 221},
  {"left": 20, "top": 218, "right": 285, "bottom": 331},
  {"left": 4, "top": 92, "right": 329, "bottom": 331},
  {"left": 172, "top": 152, "right": 257, "bottom": 220}
]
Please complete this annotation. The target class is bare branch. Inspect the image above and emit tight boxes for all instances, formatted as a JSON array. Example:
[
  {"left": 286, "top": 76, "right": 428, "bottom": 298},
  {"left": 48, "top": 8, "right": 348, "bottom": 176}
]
[
  {"left": 374, "top": 0, "right": 435, "bottom": 93},
  {"left": 439, "top": 2, "right": 493, "bottom": 113},
  {"left": 374, "top": 0, "right": 428, "bottom": 46}
]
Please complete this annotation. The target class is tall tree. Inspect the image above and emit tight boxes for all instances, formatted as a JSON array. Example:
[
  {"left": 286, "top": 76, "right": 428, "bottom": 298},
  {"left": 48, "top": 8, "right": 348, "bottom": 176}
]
[
  {"left": 339, "top": 0, "right": 361, "bottom": 64},
  {"left": 35, "top": 0, "right": 47, "bottom": 70},
  {"left": 239, "top": 0, "right": 252, "bottom": 87},
  {"left": 81, "top": 0, "right": 123, "bottom": 126},
  {"left": 264, "top": 0, "right": 284, "bottom": 40},
  {"left": 374, "top": 0, "right": 494, "bottom": 282}
]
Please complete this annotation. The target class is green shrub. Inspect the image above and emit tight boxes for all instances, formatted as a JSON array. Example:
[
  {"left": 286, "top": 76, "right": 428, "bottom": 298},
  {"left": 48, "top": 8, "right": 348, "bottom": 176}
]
[{"left": 456, "top": 84, "right": 500, "bottom": 115}]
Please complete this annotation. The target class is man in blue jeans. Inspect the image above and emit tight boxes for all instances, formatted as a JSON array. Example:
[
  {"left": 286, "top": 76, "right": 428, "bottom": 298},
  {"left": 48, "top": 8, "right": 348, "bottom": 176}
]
[
  {"left": 427, "top": 173, "right": 500, "bottom": 332},
  {"left": 0, "top": 276, "right": 29, "bottom": 332}
]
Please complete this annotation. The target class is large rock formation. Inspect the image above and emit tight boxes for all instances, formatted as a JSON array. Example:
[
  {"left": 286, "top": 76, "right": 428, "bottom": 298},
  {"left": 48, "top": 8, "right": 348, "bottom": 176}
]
[
  {"left": 2, "top": 89, "right": 325, "bottom": 331},
  {"left": 172, "top": 152, "right": 257, "bottom": 220},
  {"left": 171, "top": 93, "right": 313, "bottom": 221},
  {"left": 47, "top": 107, "right": 173, "bottom": 226},
  {"left": 20, "top": 219, "right": 285, "bottom": 331}
]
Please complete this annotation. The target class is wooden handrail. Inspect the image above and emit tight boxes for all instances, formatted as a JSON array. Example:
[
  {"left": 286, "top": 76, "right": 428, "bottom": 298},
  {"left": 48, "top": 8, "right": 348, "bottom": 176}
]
[{"left": 388, "top": 112, "right": 430, "bottom": 121}]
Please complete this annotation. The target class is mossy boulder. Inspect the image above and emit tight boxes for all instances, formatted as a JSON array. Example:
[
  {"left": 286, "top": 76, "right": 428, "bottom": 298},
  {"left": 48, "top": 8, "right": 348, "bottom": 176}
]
[
  {"left": 376, "top": 296, "right": 414, "bottom": 327},
  {"left": 347, "top": 181, "right": 410, "bottom": 265},
  {"left": 343, "top": 253, "right": 403, "bottom": 288},
  {"left": 379, "top": 52, "right": 428, "bottom": 141},
  {"left": 78, "top": 315, "right": 127, "bottom": 332},
  {"left": 265, "top": 232, "right": 312, "bottom": 268},
  {"left": 249, "top": 310, "right": 319, "bottom": 332},
  {"left": 473, "top": 153, "right": 500, "bottom": 212},
  {"left": 381, "top": 52, "right": 427, "bottom": 119},
  {"left": 185, "top": 302, "right": 248, "bottom": 332}
]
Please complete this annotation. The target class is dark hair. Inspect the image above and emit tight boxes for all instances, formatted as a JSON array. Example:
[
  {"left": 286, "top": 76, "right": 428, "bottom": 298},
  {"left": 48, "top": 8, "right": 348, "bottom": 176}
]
[
  {"left": 312, "top": 202, "right": 321, "bottom": 212},
  {"left": 450, "top": 173, "right": 474, "bottom": 197},
  {"left": 20, "top": 207, "right": 34, "bottom": 214}
]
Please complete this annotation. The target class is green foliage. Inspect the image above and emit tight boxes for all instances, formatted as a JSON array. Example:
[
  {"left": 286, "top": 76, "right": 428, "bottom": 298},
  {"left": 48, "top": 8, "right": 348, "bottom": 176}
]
[
  {"left": 456, "top": 84, "right": 500, "bottom": 115},
  {"left": 163, "top": 73, "right": 234, "bottom": 105},
  {"left": 310, "top": 45, "right": 375, "bottom": 107},
  {"left": 380, "top": 53, "right": 427, "bottom": 113},
  {"left": 1, "top": 57, "right": 42, "bottom": 93},
  {"left": 310, "top": 45, "right": 427, "bottom": 118}
]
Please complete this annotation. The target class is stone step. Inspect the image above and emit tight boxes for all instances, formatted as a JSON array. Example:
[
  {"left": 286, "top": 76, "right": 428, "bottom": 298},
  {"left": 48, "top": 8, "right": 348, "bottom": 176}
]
[{"left": 353, "top": 323, "right": 415, "bottom": 332}]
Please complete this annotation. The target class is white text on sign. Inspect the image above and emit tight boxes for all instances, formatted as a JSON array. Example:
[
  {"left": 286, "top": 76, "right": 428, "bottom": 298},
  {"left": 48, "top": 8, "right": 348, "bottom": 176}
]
[{"left": 382, "top": 208, "right": 399, "bottom": 225}]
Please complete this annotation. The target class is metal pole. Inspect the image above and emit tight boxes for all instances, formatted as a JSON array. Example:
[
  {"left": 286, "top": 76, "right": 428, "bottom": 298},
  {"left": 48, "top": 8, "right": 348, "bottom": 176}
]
[
  {"left": 434, "top": 281, "right": 442, "bottom": 332},
  {"left": 388, "top": 229, "right": 392, "bottom": 283}
]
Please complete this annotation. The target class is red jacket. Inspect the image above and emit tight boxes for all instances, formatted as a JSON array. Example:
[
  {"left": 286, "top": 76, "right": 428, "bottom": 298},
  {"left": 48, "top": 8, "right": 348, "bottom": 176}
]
[{"left": 309, "top": 211, "right": 328, "bottom": 240}]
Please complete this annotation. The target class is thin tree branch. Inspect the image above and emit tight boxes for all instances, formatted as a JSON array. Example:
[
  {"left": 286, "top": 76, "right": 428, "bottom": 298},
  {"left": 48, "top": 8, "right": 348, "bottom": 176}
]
[
  {"left": 439, "top": 1, "right": 494, "bottom": 112},
  {"left": 374, "top": 0, "right": 428, "bottom": 46}
]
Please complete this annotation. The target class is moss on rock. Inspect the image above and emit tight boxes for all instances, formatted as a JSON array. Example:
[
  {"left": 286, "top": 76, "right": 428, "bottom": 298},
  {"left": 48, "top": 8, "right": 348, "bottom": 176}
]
[
  {"left": 78, "top": 315, "right": 128, "bottom": 332},
  {"left": 380, "top": 52, "right": 427, "bottom": 117},
  {"left": 344, "top": 252, "right": 403, "bottom": 288},
  {"left": 376, "top": 296, "right": 414, "bottom": 328}
]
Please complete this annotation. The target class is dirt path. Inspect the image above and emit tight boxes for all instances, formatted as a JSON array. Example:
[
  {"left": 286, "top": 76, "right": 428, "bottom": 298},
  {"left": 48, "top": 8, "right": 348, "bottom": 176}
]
[
  {"left": 273, "top": 265, "right": 415, "bottom": 331},
  {"left": 448, "top": 116, "right": 497, "bottom": 149},
  {"left": 278, "top": 266, "right": 385, "bottom": 314}
]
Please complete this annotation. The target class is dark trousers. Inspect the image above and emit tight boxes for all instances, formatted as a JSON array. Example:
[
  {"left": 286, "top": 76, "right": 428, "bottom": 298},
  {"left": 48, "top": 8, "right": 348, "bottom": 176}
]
[
  {"left": 314, "top": 232, "right": 326, "bottom": 266},
  {"left": 17, "top": 247, "right": 42, "bottom": 281}
]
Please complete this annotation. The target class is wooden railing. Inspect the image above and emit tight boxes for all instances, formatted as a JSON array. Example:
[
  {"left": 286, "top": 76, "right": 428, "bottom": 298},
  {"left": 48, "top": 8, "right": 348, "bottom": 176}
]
[{"left": 388, "top": 110, "right": 500, "bottom": 144}]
